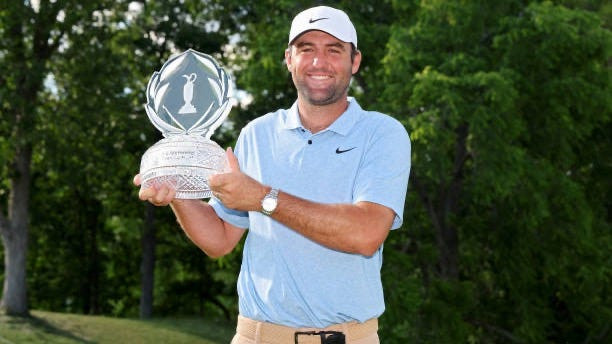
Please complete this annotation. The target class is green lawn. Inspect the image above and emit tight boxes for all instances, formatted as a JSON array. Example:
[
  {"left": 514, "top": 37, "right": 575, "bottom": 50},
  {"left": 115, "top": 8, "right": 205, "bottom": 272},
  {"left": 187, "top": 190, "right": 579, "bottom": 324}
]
[{"left": 0, "top": 310, "right": 235, "bottom": 344}]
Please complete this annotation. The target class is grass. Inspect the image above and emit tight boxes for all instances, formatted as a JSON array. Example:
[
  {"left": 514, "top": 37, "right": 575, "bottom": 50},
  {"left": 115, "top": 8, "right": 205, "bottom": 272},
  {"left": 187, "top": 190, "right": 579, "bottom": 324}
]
[{"left": 0, "top": 310, "right": 235, "bottom": 344}]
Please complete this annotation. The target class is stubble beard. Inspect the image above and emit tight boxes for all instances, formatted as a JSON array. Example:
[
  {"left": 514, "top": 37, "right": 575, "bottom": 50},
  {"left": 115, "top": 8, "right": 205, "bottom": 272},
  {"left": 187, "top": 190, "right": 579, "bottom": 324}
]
[{"left": 294, "top": 73, "right": 351, "bottom": 106}]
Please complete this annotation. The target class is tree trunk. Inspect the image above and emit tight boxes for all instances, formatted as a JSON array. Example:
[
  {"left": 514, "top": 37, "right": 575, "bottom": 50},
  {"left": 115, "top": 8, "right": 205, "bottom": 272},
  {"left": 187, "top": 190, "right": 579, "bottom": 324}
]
[
  {"left": 437, "top": 123, "right": 469, "bottom": 280},
  {"left": 434, "top": 123, "right": 469, "bottom": 280},
  {"left": 0, "top": 143, "right": 32, "bottom": 316},
  {"left": 0, "top": 0, "right": 71, "bottom": 317},
  {"left": 139, "top": 203, "right": 156, "bottom": 318},
  {"left": 79, "top": 197, "right": 101, "bottom": 315},
  {"left": 87, "top": 201, "right": 101, "bottom": 314}
]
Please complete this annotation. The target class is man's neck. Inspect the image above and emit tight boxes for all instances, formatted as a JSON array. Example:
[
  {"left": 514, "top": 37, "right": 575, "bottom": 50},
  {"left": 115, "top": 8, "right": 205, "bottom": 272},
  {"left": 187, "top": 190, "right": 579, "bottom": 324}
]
[{"left": 297, "top": 97, "right": 349, "bottom": 134}]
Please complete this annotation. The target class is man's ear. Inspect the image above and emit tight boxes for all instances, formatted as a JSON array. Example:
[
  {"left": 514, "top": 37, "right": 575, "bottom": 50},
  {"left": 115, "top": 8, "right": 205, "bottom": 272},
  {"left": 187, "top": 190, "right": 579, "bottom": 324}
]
[
  {"left": 284, "top": 47, "right": 293, "bottom": 71},
  {"left": 351, "top": 50, "right": 362, "bottom": 75}
]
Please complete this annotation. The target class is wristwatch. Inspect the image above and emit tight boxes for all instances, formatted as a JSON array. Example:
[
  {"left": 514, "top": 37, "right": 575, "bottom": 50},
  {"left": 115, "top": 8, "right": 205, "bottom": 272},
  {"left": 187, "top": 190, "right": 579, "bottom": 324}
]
[{"left": 261, "top": 188, "right": 279, "bottom": 216}]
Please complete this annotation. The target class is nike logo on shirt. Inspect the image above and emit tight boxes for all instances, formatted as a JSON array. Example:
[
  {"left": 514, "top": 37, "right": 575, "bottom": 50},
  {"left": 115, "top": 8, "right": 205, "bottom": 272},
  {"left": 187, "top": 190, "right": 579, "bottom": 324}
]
[{"left": 336, "top": 147, "right": 357, "bottom": 154}]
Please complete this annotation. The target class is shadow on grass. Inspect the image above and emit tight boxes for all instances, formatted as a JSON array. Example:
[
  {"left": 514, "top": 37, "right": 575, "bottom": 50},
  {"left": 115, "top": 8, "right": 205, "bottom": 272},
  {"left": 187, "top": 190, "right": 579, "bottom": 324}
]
[
  {"left": 145, "top": 317, "right": 236, "bottom": 343},
  {"left": 2, "top": 314, "right": 93, "bottom": 343}
]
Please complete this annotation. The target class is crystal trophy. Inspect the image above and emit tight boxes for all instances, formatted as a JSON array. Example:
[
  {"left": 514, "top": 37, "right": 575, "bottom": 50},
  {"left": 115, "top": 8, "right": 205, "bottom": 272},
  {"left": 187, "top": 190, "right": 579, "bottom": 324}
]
[{"left": 139, "top": 49, "right": 232, "bottom": 199}]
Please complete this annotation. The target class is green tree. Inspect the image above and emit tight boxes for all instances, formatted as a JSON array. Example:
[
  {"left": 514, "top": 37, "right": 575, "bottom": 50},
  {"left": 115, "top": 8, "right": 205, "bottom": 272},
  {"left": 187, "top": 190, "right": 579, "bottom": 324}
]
[
  {"left": 3, "top": 2, "right": 609, "bottom": 343},
  {"left": 380, "top": 1, "right": 611, "bottom": 342},
  {"left": 107, "top": 0, "right": 239, "bottom": 318},
  {"left": 0, "top": 0, "right": 125, "bottom": 316},
  {"left": 215, "top": 0, "right": 611, "bottom": 342},
  {"left": 1, "top": 0, "right": 240, "bottom": 318}
]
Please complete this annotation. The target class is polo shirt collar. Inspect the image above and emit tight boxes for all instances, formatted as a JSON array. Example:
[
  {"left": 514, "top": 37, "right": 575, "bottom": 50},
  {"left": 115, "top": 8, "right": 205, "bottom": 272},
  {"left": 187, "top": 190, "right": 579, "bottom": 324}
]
[{"left": 282, "top": 97, "right": 361, "bottom": 136}]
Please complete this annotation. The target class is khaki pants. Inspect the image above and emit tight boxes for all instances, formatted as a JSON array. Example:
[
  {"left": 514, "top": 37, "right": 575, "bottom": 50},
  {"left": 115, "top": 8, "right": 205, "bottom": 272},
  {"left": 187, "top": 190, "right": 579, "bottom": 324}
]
[{"left": 230, "top": 315, "right": 380, "bottom": 344}]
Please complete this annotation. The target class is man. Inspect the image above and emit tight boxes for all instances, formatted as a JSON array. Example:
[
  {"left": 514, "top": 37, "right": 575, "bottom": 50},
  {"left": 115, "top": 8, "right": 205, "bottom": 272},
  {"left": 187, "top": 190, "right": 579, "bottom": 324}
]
[{"left": 135, "top": 6, "right": 411, "bottom": 344}]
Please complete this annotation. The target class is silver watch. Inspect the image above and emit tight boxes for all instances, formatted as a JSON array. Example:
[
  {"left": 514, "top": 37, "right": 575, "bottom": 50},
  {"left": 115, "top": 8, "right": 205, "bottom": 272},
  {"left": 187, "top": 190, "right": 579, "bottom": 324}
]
[{"left": 261, "top": 188, "right": 279, "bottom": 216}]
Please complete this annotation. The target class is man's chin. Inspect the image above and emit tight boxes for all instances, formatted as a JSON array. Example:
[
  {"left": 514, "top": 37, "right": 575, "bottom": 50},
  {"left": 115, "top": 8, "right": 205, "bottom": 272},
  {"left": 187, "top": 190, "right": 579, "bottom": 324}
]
[{"left": 303, "top": 91, "right": 341, "bottom": 106}]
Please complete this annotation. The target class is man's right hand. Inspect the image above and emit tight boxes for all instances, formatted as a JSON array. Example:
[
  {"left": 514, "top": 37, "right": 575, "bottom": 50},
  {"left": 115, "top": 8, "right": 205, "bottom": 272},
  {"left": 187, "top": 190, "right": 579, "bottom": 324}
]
[{"left": 133, "top": 174, "right": 176, "bottom": 206}]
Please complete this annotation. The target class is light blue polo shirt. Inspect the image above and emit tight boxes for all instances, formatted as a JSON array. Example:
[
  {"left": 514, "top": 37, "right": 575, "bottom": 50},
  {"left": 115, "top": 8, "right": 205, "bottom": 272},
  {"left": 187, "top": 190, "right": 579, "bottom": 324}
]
[{"left": 210, "top": 97, "right": 411, "bottom": 328}]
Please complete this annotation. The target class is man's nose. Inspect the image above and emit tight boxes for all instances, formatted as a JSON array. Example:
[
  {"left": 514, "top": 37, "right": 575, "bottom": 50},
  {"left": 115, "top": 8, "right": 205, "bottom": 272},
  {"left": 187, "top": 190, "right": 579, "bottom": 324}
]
[{"left": 311, "top": 51, "right": 328, "bottom": 67}]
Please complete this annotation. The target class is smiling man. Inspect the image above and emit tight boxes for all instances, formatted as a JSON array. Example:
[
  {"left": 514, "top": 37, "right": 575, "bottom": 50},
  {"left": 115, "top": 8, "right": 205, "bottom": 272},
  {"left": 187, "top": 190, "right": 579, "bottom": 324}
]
[{"left": 136, "top": 6, "right": 411, "bottom": 344}]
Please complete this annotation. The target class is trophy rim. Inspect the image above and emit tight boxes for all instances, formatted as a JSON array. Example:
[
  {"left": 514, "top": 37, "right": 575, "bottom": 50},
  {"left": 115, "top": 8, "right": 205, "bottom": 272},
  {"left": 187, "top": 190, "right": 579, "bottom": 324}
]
[{"left": 139, "top": 135, "right": 226, "bottom": 199}]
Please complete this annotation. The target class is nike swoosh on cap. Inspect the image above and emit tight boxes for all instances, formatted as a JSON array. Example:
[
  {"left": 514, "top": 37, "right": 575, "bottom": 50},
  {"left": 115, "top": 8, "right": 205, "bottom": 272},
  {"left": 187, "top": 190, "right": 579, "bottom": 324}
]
[{"left": 309, "top": 17, "right": 329, "bottom": 24}]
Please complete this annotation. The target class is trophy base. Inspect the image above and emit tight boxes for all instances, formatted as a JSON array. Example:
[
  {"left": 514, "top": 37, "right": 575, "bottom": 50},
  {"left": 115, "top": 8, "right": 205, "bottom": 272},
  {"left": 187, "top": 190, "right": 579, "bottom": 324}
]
[{"left": 140, "top": 135, "right": 227, "bottom": 199}]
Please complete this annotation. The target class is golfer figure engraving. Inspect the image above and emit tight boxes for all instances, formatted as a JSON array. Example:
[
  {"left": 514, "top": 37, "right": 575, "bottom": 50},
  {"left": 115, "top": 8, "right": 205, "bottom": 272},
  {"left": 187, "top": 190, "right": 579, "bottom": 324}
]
[
  {"left": 139, "top": 49, "right": 233, "bottom": 199},
  {"left": 178, "top": 73, "right": 197, "bottom": 114}
]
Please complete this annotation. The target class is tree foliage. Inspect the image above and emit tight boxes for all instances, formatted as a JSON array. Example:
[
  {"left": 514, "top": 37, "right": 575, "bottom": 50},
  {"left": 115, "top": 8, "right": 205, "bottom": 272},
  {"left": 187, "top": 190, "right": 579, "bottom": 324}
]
[
  {"left": 377, "top": 1, "right": 611, "bottom": 342},
  {"left": 1, "top": 0, "right": 610, "bottom": 343},
  {"left": 231, "top": 0, "right": 611, "bottom": 342},
  {"left": 1, "top": 0, "right": 241, "bottom": 317}
]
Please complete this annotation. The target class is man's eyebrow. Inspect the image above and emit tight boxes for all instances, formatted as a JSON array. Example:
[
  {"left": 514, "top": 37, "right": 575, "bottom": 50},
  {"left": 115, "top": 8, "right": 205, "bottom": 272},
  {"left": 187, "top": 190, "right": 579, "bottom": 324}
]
[
  {"left": 295, "top": 42, "right": 314, "bottom": 48},
  {"left": 294, "top": 41, "right": 346, "bottom": 50},
  {"left": 326, "top": 42, "right": 345, "bottom": 50}
]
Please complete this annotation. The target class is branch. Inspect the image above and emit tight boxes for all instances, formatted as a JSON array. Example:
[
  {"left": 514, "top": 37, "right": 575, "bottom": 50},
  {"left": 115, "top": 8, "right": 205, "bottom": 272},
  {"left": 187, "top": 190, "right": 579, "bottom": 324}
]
[
  {"left": 0, "top": 210, "right": 8, "bottom": 233},
  {"left": 33, "top": 2, "right": 62, "bottom": 60},
  {"left": 444, "top": 122, "right": 470, "bottom": 216},
  {"left": 452, "top": 150, "right": 471, "bottom": 182},
  {"left": 452, "top": 123, "right": 470, "bottom": 183},
  {"left": 471, "top": 320, "right": 524, "bottom": 343},
  {"left": 46, "top": 27, "right": 67, "bottom": 58},
  {"left": 583, "top": 322, "right": 611, "bottom": 344},
  {"left": 411, "top": 175, "right": 442, "bottom": 234}
]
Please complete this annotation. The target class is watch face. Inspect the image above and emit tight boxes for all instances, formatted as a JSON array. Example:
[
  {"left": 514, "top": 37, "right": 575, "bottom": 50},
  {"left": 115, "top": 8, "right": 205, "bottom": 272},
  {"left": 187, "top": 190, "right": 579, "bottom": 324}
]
[{"left": 262, "top": 197, "right": 277, "bottom": 211}]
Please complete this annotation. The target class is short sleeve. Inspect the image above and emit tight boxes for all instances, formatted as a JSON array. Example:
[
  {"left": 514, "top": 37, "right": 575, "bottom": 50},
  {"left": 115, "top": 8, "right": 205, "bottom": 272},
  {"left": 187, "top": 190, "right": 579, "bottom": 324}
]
[
  {"left": 209, "top": 198, "right": 250, "bottom": 229},
  {"left": 353, "top": 117, "right": 411, "bottom": 229}
]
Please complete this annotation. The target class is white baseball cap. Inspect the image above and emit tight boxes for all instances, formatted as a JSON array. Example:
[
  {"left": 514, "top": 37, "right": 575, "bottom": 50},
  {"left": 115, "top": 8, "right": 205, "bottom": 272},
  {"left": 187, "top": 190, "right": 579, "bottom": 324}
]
[{"left": 288, "top": 6, "right": 357, "bottom": 48}]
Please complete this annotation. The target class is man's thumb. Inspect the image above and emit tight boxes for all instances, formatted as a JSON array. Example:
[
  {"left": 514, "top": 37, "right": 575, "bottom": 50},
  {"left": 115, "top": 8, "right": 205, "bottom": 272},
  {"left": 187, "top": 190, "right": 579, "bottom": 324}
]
[{"left": 226, "top": 147, "right": 240, "bottom": 172}]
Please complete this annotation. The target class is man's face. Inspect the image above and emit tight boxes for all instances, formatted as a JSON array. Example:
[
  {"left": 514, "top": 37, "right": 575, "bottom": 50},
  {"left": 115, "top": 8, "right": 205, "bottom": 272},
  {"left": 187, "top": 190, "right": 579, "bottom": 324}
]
[{"left": 285, "top": 30, "right": 361, "bottom": 106}]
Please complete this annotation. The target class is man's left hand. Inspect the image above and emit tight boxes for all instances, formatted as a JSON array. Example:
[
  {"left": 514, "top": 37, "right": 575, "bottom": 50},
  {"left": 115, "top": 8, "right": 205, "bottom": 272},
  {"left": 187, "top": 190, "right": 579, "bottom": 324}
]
[{"left": 208, "top": 147, "right": 268, "bottom": 211}]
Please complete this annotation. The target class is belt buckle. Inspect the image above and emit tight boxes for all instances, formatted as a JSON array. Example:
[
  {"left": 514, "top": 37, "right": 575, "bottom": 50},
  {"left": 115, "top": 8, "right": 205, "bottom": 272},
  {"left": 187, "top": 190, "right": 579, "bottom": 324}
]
[{"left": 294, "top": 330, "right": 345, "bottom": 344}]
